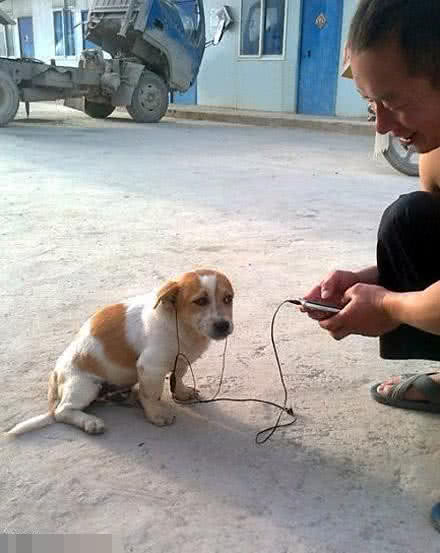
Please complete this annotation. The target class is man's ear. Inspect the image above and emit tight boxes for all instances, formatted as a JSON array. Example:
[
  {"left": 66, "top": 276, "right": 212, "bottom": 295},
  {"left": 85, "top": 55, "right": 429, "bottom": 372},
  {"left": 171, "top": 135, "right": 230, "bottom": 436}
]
[{"left": 153, "top": 280, "right": 179, "bottom": 309}]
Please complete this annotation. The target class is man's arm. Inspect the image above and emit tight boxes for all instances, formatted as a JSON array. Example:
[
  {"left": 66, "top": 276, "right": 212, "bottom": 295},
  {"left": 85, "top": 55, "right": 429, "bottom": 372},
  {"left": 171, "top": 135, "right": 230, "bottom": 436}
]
[
  {"left": 384, "top": 281, "right": 440, "bottom": 335},
  {"left": 419, "top": 149, "right": 440, "bottom": 194},
  {"left": 379, "top": 150, "right": 440, "bottom": 331},
  {"left": 355, "top": 265, "right": 379, "bottom": 285}
]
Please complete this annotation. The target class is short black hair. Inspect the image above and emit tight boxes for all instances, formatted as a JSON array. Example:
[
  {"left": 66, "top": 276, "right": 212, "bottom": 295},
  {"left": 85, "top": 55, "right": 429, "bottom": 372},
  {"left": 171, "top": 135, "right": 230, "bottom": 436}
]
[{"left": 348, "top": 0, "right": 440, "bottom": 85}]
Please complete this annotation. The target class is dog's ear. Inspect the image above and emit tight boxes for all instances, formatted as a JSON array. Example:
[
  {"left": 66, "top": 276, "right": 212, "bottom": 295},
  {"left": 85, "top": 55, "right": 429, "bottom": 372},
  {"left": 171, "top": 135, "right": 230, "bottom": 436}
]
[{"left": 153, "top": 280, "right": 179, "bottom": 309}]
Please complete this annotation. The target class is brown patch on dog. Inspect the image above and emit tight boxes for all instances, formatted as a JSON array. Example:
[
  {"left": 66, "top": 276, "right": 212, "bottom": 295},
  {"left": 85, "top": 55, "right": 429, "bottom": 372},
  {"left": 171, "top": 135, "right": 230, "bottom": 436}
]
[
  {"left": 74, "top": 352, "right": 138, "bottom": 387},
  {"left": 194, "top": 269, "right": 234, "bottom": 300},
  {"left": 48, "top": 371, "right": 58, "bottom": 414},
  {"left": 90, "top": 304, "right": 138, "bottom": 368},
  {"left": 74, "top": 352, "right": 107, "bottom": 378},
  {"left": 213, "top": 272, "right": 234, "bottom": 318},
  {"left": 216, "top": 273, "right": 234, "bottom": 297},
  {"left": 154, "top": 280, "right": 179, "bottom": 309},
  {"left": 177, "top": 269, "right": 234, "bottom": 316},
  {"left": 176, "top": 272, "right": 205, "bottom": 306}
]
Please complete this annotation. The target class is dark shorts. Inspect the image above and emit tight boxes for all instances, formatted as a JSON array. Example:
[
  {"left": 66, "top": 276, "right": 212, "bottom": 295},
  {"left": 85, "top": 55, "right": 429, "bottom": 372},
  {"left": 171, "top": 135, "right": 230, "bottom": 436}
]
[{"left": 377, "top": 191, "right": 440, "bottom": 361}]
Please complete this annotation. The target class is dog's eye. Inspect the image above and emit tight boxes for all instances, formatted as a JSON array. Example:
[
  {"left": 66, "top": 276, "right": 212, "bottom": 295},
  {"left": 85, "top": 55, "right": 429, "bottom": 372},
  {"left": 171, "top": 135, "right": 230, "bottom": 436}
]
[
  {"left": 224, "top": 295, "right": 233, "bottom": 305},
  {"left": 193, "top": 297, "right": 209, "bottom": 306}
]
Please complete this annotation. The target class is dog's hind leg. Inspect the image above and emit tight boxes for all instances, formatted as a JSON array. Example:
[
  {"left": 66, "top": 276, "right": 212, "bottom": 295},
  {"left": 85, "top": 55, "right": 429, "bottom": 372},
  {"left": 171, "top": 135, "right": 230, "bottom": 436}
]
[{"left": 54, "top": 374, "right": 104, "bottom": 434}]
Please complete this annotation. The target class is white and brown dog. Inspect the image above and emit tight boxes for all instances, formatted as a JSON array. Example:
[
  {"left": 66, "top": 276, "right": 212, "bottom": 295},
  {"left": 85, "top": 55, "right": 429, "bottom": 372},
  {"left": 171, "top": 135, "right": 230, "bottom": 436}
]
[{"left": 7, "top": 269, "right": 234, "bottom": 436}]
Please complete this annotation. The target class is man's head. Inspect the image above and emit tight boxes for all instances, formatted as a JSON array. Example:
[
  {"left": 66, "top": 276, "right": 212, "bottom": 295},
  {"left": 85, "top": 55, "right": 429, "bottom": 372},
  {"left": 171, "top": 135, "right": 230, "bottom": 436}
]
[{"left": 348, "top": 0, "right": 440, "bottom": 153}]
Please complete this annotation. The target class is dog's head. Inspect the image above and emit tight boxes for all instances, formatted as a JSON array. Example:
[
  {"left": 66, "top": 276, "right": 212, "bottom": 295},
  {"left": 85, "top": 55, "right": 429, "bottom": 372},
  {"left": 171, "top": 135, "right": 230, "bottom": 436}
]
[{"left": 154, "top": 269, "right": 234, "bottom": 340}]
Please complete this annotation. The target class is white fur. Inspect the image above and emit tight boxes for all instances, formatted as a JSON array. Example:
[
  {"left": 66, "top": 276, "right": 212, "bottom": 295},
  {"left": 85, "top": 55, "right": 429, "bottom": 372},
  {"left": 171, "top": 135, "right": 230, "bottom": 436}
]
[{"left": 6, "top": 270, "right": 234, "bottom": 436}]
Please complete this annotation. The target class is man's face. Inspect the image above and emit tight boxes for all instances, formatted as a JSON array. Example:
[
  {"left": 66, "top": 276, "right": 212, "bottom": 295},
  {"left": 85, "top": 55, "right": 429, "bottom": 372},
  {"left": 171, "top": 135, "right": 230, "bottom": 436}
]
[{"left": 351, "top": 40, "right": 440, "bottom": 153}]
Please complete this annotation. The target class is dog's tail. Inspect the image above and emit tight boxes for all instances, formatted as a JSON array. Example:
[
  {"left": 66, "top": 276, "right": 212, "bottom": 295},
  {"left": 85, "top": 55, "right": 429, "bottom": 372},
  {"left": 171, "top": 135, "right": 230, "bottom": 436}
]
[
  {"left": 6, "top": 413, "right": 55, "bottom": 436},
  {"left": 6, "top": 371, "right": 59, "bottom": 436}
]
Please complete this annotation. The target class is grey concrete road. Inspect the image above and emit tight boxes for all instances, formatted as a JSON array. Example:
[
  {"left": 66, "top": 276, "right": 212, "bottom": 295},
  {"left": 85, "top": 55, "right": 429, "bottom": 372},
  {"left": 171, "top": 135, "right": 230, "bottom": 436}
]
[{"left": 1, "top": 103, "right": 437, "bottom": 553}]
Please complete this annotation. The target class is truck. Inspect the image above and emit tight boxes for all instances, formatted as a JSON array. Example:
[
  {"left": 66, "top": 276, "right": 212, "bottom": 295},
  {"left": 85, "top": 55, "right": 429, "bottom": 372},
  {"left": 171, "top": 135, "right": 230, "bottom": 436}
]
[{"left": 0, "top": 0, "right": 232, "bottom": 126}]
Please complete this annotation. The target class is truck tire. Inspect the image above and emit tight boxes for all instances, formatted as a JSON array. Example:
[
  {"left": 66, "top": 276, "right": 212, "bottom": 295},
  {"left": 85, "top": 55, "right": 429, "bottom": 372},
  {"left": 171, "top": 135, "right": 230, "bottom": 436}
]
[
  {"left": 84, "top": 99, "right": 115, "bottom": 119},
  {"left": 127, "top": 70, "right": 169, "bottom": 123},
  {"left": 0, "top": 70, "right": 19, "bottom": 127}
]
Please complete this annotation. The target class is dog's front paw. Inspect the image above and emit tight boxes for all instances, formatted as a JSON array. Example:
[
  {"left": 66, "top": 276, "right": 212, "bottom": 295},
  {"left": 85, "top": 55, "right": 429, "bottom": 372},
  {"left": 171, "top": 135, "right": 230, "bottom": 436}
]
[
  {"left": 173, "top": 385, "right": 200, "bottom": 402},
  {"left": 84, "top": 417, "right": 105, "bottom": 434},
  {"left": 146, "top": 403, "right": 176, "bottom": 427}
]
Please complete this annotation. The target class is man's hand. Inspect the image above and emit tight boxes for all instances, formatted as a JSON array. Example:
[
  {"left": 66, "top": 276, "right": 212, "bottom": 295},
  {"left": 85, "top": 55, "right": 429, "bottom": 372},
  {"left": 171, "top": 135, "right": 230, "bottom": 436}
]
[
  {"left": 318, "top": 283, "right": 400, "bottom": 340},
  {"left": 303, "top": 270, "right": 360, "bottom": 320}
]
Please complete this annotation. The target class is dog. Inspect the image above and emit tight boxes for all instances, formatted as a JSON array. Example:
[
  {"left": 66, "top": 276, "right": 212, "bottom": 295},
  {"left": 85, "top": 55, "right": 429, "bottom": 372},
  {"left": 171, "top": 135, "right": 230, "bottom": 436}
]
[{"left": 7, "top": 269, "right": 234, "bottom": 435}]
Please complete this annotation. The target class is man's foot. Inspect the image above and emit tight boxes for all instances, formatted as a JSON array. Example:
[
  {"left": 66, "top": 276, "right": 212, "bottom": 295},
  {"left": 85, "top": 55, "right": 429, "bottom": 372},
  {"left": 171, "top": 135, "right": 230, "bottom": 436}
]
[
  {"left": 377, "top": 373, "right": 440, "bottom": 401},
  {"left": 370, "top": 373, "right": 440, "bottom": 412}
]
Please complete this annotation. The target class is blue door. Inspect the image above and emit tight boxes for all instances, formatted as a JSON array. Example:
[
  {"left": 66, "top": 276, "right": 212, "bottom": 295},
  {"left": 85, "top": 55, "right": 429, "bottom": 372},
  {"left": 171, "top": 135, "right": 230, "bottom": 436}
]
[
  {"left": 18, "top": 17, "right": 35, "bottom": 58},
  {"left": 297, "top": 0, "right": 343, "bottom": 115}
]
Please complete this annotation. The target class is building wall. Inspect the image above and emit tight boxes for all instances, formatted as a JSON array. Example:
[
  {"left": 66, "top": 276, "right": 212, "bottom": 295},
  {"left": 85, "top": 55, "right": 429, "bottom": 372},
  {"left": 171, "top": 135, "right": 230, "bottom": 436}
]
[
  {"left": 199, "top": 0, "right": 367, "bottom": 117},
  {"left": 336, "top": 0, "right": 365, "bottom": 116},
  {"left": 33, "top": 0, "right": 56, "bottom": 61},
  {"left": 199, "top": 0, "right": 301, "bottom": 112}
]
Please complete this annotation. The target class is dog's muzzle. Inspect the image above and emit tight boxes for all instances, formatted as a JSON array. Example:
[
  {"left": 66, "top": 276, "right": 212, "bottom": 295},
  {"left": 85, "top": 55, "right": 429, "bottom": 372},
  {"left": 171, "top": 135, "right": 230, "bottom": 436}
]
[{"left": 211, "top": 319, "right": 232, "bottom": 340}]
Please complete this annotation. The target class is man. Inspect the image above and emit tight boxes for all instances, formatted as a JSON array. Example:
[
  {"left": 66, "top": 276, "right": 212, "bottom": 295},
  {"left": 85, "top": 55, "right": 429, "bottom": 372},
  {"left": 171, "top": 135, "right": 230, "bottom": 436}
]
[{"left": 303, "top": 0, "right": 440, "bottom": 531}]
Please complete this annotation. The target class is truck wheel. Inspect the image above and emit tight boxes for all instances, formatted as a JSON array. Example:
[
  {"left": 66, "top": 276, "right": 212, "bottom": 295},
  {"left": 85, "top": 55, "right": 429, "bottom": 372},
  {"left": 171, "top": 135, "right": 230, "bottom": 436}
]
[
  {"left": 84, "top": 99, "right": 115, "bottom": 119},
  {"left": 127, "top": 70, "right": 169, "bottom": 123},
  {"left": 0, "top": 70, "right": 19, "bottom": 127}
]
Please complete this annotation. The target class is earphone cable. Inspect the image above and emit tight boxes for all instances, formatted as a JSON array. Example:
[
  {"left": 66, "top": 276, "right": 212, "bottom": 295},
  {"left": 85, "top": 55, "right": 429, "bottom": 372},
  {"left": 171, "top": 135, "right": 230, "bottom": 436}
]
[{"left": 171, "top": 301, "right": 297, "bottom": 444}]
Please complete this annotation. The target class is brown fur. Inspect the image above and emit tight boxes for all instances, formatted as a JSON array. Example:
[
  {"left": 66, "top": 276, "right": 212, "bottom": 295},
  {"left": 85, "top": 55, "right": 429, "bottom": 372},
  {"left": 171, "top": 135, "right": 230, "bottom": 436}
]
[
  {"left": 154, "top": 280, "right": 179, "bottom": 309},
  {"left": 74, "top": 352, "right": 138, "bottom": 387},
  {"left": 48, "top": 371, "right": 58, "bottom": 414},
  {"left": 90, "top": 304, "right": 138, "bottom": 368},
  {"left": 176, "top": 270, "right": 234, "bottom": 323},
  {"left": 74, "top": 352, "right": 107, "bottom": 379}
]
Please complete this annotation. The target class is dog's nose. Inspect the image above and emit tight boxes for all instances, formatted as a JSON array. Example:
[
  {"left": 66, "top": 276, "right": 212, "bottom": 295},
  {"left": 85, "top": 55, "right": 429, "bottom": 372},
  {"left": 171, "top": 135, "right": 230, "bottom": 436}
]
[{"left": 214, "top": 320, "right": 230, "bottom": 335}]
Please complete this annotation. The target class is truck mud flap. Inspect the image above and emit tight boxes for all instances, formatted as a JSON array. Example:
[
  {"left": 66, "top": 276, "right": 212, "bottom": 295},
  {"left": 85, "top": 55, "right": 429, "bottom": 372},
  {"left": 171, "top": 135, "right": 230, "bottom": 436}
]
[{"left": 111, "top": 61, "right": 144, "bottom": 106}]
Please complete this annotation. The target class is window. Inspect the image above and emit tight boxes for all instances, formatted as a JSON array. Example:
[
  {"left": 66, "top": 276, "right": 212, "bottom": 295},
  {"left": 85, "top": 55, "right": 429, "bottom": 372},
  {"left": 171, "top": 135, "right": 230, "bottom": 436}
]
[
  {"left": 81, "top": 10, "right": 97, "bottom": 50},
  {"left": 53, "top": 9, "right": 75, "bottom": 56},
  {"left": 175, "top": 0, "right": 200, "bottom": 41},
  {"left": 240, "top": 0, "right": 285, "bottom": 56},
  {"left": 0, "top": 25, "right": 15, "bottom": 57},
  {"left": 5, "top": 25, "right": 15, "bottom": 56}
]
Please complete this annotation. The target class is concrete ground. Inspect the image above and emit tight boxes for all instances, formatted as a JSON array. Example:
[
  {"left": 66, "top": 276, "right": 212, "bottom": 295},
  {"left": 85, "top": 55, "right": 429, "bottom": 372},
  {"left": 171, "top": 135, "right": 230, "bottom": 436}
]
[{"left": 1, "top": 102, "right": 438, "bottom": 553}]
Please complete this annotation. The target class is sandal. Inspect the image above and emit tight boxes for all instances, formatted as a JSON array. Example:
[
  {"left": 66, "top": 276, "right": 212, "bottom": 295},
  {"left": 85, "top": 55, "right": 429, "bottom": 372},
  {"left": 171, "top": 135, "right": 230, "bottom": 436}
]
[
  {"left": 370, "top": 372, "right": 440, "bottom": 413},
  {"left": 432, "top": 503, "right": 440, "bottom": 533}
]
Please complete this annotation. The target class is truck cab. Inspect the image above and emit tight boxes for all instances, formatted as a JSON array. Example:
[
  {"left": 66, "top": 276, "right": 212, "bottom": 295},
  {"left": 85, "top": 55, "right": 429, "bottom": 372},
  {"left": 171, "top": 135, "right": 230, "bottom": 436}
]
[{"left": 87, "top": 0, "right": 205, "bottom": 93}]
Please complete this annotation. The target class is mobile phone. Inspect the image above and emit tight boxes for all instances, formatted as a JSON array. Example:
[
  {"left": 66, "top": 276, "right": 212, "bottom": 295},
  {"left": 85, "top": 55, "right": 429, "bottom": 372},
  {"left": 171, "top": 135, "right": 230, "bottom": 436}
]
[{"left": 291, "top": 298, "right": 341, "bottom": 314}]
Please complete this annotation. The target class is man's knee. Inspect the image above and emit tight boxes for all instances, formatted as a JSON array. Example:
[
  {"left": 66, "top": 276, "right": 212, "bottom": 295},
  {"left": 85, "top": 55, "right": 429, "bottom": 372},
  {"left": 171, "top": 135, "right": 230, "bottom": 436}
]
[{"left": 379, "top": 191, "right": 440, "bottom": 238}]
